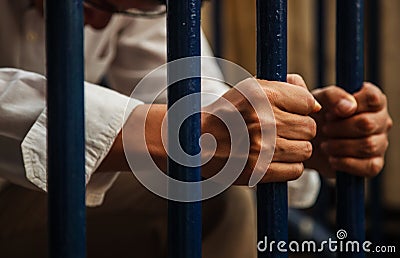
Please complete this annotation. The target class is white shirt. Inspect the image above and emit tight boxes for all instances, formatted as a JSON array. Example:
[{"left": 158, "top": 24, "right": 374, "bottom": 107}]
[
  {"left": 0, "top": 0, "right": 319, "bottom": 208},
  {"left": 0, "top": 0, "right": 229, "bottom": 206}
]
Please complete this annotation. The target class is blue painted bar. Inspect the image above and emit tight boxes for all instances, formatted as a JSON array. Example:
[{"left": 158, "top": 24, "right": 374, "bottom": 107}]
[
  {"left": 366, "top": 0, "right": 384, "bottom": 246},
  {"left": 166, "top": 0, "right": 202, "bottom": 258},
  {"left": 336, "top": 0, "right": 365, "bottom": 257},
  {"left": 313, "top": 0, "right": 335, "bottom": 228},
  {"left": 366, "top": 0, "right": 380, "bottom": 87},
  {"left": 256, "top": 0, "right": 288, "bottom": 257},
  {"left": 316, "top": 0, "right": 326, "bottom": 88},
  {"left": 46, "top": 1, "right": 86, "bottom": 258}
]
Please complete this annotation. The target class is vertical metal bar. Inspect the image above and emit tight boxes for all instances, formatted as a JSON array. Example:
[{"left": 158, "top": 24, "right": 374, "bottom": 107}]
[
  {"left": 366, "top": 0, "right": 383, "bottom": 244},
  {"left": 256, "top": 0, "right": 288, "bottom": 257},
  {"left": 314, "top": 0, "right": 334, "bottom": 227},
  {"left": 46, "top": 0, "right": 86, "bottom": 258},
  {"left": 365, "top": 0, "right": 380, "bottom": 87},
  {"left": 336, "top": 0, "right": 365, "bottom": 257},
  {"left": 166, "top": 0, "right": 202, "bottom": 258},
  {"left": 316, "top": 0, "right": 326, "bottom": 88},
  {"left": 213, "top": 0, "right": 223, "bottom": 57}
]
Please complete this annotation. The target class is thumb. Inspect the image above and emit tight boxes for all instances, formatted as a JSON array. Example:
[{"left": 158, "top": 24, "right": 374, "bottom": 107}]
[{"left": 312, "top": 86, "right": 357, "bottom": 118}]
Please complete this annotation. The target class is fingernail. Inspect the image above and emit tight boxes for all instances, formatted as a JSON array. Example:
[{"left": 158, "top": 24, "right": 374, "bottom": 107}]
[
  {"left": 313, "top": 99, "right": 322, "bottom": 112},
  {"left": 337, "top": 99, "right": 356, "bottom": 113}
]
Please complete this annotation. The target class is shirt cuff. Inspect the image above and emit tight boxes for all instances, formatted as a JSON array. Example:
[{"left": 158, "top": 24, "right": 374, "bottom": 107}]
[
  {"left": 21, "top": 82, "right": 143, "bottom": 206},
  {"left": 288, "top": 168, "right": 321, "bottom": 209}
]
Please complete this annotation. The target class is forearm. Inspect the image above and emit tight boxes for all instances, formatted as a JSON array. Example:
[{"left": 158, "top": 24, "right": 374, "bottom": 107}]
[
  {"left": 97, "top": 104, "right": 167, "bottom": 172},
  {"left": 97, "top": 103, "right": 224, "bottom": 176}
]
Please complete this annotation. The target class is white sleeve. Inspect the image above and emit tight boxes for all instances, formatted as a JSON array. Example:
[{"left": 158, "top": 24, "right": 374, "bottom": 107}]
[
  {"left": 0, "top": 68, "right": 46, "bottom": 190},
  {"left": 0, "top": 68, "right": 142, "bottom": 206},
  {"left": 288, "top": 168, "right": 321, "bottom": 209}
]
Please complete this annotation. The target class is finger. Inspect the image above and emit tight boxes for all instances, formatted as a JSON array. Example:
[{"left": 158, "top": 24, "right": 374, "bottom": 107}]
[
  {"left": 322, "top": 110, "right": 390, "bottom": 138},
  {"left": 287, "top": 74, "right": 307, "bottom": 89},
  {"left": 320, "top": 134, "right": 389, "bottom": 158},
  {"left": 353, "top": 82, "right": 386, "bottom": 114},
  {"left": 273, "top": 138, "right": 312, "bottom": 162},
  {"left": 266, "top": 82, "right": 321, "bottom": 115},
  {"left": 261, "top": 162, "right": 304, "bottom": 182},
  {"left": 286, "top": 75, "right": 322, "bottom": 113},
  {"left": 312, "top": 86, "right": 357, "bottom": 118},
  {"left": 275, "top": 109, "right": 317, "bottom": 140},
  {"left": 329, "top": 156, "right": 384, "bottom": 178}
]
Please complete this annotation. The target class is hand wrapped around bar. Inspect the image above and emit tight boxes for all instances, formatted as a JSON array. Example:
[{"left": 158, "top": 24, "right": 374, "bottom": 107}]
[
  {"left": 200, "top": 76, "right": 321, "bottom": 184},
  {"left": 306, "top": 82, "right": 393, "bottom": 178},
  {"left": 98, "top": 75, "right": 392, "bottom": 184}
]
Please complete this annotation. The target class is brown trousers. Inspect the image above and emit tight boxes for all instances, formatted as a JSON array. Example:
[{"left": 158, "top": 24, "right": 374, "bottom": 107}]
[{"left": 0, "top": 173, "right": 256, "bottom": 258}]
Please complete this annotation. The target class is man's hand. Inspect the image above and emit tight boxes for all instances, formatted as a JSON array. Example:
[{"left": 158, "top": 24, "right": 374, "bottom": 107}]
[
  {"left": 100, "top": 75, "right": 321, "bottom": 186},
  {"left": 202, "top": 75, "right": 321, "bottom": 184},
  {"left": 306, "top": 83, "right": 393, "bottom": 178}
]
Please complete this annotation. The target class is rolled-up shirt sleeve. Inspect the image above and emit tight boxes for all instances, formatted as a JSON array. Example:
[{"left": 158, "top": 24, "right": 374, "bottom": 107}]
[{"left": 0, "top": 68, "right": 142, "bottom": 206}]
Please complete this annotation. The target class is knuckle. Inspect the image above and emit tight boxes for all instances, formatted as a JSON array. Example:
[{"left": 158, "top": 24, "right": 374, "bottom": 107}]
[
  {"left": 306, "top": 118, "right": 317, "bottom": 139},
  {"left": 387, "top": 117, "right": 393, "bottom": 131},
  {"left": 292, "top": 163, "right": 304, "bottom": 180},
  {"left": 250, "top": 138, "right": 262, "bottom": 154},
  {"left": 325, "top": 85, "right": 338, "bottom": 91},
  {"left": 361, "top": 137, "right": 379, "bottom": 156},
  {"left": 289, "top": 74, "right": 304, "bottom": 84},
  {"left": 300, "top": 117, "right": 317, "bottom": 140},
  {"left": 274, "top": 138, "right": 284, "bottom": 153},
  {"left": 357, "top": 116, "right": 376, "bottom": 134},
  {"left": 384, "top": 137, "right": 389, "bottom": 150},
  {"left": 325, "top": 85, "right": 342, "bottom": 97},
  {"left": 364, "top": 82, "right": 382, "bottom": 93},
  {"left": 275, "top": 118, "right": 285, "bottom": 133},
  {"left": 367, "top": 158, "right": 383, "bottom": 177},
  {"left": 366, "top": 90, "right": 381, "bottom": 105},
  {"left": 303, "top": 141, "right": 313, "bottom": 160}
]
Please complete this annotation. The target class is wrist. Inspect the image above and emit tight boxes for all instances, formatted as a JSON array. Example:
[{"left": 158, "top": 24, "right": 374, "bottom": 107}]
[{"left": 97, "top": 104, "right": 167, "bottom": 173}]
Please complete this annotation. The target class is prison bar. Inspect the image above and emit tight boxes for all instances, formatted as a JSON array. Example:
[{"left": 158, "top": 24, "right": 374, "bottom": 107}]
[
  {"left": 166, "top": 0, "right": 202, "bottom": 258},
  {"left": 313, "top": 0, "right": 335, "bottom": 228},
  {"left": 366, "top": 0, "right": 383, "bottom": 244},
  {"left": 336, "top": 0, "right": 365, "bottom": 257},
  {"left": 316, "top": 0, "right": 326, "bottom": 88},
  {"left": 256, "top": 0, "right": 288, "bottom": 257},
  {"left": 46, "top": 0, "right": 86, "bottom": 258}
]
